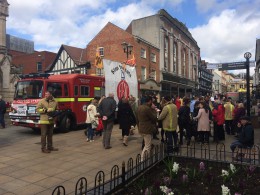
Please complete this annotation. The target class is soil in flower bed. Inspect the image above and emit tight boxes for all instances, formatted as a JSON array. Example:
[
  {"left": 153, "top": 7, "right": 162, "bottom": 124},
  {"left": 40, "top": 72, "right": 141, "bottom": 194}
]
[{"left": 121, "top": 157, "right": 260, "bottom": 195}]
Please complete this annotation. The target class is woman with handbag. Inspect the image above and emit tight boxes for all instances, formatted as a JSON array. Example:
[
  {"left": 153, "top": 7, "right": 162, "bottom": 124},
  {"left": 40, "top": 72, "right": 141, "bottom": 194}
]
[{"left": 85, "top": 99, "right": 99, "bottom": 142}]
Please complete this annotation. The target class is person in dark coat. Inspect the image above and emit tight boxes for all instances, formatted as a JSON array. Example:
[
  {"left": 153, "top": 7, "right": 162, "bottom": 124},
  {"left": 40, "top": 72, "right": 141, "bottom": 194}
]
[
  {"left": 232, "top": 103, "right": 246, "bottom": 137},
  {"left": 98, "top": 93, "right": 117, "bottom": 149},
  {"left": 136, "top": 96, "right": 157, "bottom": 161},
  {"left": 118, "top": 97, "right": 136, "bottom": 146},
  {"left": 178, "top": 97, "right": 191, "bottom": 145},
  {"left": 0, "top": 95, "right": 6, "bottom": 128},
  {"left": 230, "top": 116, "right": 254, "bottom": 152}
]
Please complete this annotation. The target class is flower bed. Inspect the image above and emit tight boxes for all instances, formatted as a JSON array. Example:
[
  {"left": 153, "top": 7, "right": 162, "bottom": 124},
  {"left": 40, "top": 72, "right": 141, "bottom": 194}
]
[{"left": 123, "top": 157, "right": 260, "bottom": 195}]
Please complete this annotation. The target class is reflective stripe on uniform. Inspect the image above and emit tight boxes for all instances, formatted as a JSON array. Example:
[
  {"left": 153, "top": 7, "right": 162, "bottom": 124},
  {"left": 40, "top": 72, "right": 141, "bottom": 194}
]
[
  {"left": 39, "top": 120, "right": 54, "bottom": 124},
  {"left": 164, "top": 105, "right": 176, "bottom": 131},
  {"left": 167, "top": 105, "right": 173, "bottom": 130}
]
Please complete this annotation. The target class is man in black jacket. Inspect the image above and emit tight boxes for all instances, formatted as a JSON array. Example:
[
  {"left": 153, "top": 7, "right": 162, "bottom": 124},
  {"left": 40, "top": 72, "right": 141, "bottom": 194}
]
[
  {"left": 230, "top": 116, "right": 254, "bottom": 152},
  {"left": 98, "top": 93, "right": 117, "bottom": 149},
  {"left": 178, "top": 97, "right": 191, "bottom": 145}
]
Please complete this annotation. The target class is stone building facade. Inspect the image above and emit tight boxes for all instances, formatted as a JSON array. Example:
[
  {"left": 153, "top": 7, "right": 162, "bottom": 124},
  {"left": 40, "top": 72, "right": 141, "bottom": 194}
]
[
  {"left": 0, "top": 0, "right": 15, "bottom": 102},
  {"left": 126, "top": 9, "right": 200, "bottom": 98}
]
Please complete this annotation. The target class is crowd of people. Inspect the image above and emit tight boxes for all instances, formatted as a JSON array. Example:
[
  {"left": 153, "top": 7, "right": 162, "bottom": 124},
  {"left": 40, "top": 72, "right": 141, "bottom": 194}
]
[
  {"left": 82, "top": 93, "right": 254, "bottom": 160},
  {"left": 32, "top": 91, "right": 255, "bottom": 158}
]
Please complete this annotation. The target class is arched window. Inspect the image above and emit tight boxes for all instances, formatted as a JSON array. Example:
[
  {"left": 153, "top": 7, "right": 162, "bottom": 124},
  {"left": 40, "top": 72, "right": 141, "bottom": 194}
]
[
  {"left": 164, "top": 36, "right": 169, "bottom": 70},
  {"left": 194, "top": 56, "right": 197, "bottom": 80},
  {"left": 190, "top": 53, "right": 193, "bottom": 79},
  {"left": 173, "top": 42, "right": 177, "bottom": 73},
  {"left": 182, "top": 48, "right": 186, "bottom": 77}
]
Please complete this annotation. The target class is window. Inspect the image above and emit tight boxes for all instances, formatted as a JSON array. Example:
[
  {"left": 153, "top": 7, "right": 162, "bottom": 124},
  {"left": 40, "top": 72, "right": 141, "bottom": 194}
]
[
  {"left": 173, "top": 43, "right": 177, "bottom": 72},
  {"left": 164, "top": 37, "right": 169, "bottom": 70},
  {"left": 15, "top": 80, "right": 43, "bottom": 99},
  {"left": 74, "top": 86, "right": 78, "bottom": 96},
  {"left": 80, "top": 86, "right": 89, "bottom": 96},
  {"left": 149, "top": 70, "right": 156, "bottom": 80},
  {"left": 141, "top": 48, "right": 146, "bottom": 58},
  {"left": 151, "top": 53, "right": 156, "bottom": 63},
  {"left": 47, "top": 82, "right": 62, "bottom": 98},
  {"left": 37, "top": 62, "right": 42, "bottom": 72},
  {"left": 64, "top": 84, "right": 68, "bottom": 96},
  {"left": 99, "top": 47, "right": 104, "bottom": 56},
  {"left": 141, "top": 67, "right": 146, "bottom": 81},
  {"left": 182, "top": 49, "right": 186, "bottom": 77},
  {"left": 96, "top": 68, "right": 104, "bottom": 76},
  {"left": 94, "top": 87, "right": 105, "bottom": 97}
]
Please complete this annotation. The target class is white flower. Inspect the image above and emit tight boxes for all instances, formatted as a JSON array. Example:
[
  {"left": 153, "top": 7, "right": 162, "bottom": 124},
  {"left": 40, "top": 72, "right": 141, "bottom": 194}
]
[
  {"left": 221, "top": 184, "right": 230, "bottom": 195},
  {"left": 172, "top": 162, "right": 179, "bottom": 174},
  {"left": 222, "top": 170, "right": 229, "bottom": 177},
  {"left": 230, "top": 163, "right": 236, "bottom": 173},
  {"left": 160, "top": 186, "right": 167, "bottom": 192},
  {"left": 160, "top": 186, "right": 174, "bottom": 195}
]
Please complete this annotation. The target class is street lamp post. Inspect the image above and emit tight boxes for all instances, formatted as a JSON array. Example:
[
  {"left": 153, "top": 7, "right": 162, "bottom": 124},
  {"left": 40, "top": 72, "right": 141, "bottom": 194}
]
[
  {"left": 244, "top": 52, "right": 252, "bottom": 116},
  {"left": 121, "top": 42, "right": 133, "bottom": 59}
]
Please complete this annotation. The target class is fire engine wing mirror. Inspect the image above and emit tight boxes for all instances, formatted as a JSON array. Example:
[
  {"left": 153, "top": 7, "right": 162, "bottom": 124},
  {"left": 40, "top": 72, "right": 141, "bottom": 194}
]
[{"left": 86, "top": 62, "right": 91, "bottom": 69}]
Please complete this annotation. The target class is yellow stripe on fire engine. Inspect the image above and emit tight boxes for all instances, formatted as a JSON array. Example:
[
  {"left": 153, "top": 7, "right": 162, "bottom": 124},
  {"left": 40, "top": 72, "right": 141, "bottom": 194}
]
[
  {"left": 78, "top": 98, "right": 93, "bottom": 102},
  {"left": 55, "top": 98, "right": 75, "bottom": 102}
]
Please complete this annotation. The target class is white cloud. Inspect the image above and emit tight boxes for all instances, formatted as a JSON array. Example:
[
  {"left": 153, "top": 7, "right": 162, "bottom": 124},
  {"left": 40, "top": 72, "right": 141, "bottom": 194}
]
[
  {"left": 7, "top": 0, "right": 155, "bottom": 52},
  {"left": 6, "top": 0, "right": 260, "bottom": 79},
  {"left": 190, "top": 9, "right": 260, "bottom": 64},
  {"left": 195, "top": 0, "right": 216, "bottom": 13}
]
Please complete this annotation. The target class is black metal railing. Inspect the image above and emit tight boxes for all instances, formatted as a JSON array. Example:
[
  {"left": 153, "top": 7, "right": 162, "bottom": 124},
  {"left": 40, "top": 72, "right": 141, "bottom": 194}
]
[{"left": 52, "top": 142, "right": 259, "bottom": 195}]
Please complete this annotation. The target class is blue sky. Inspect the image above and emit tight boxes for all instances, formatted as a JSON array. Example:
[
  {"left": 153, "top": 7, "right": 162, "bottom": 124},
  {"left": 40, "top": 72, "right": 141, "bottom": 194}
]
[{"left": 6, "top": 0, "right": 260, "bottom": 73}]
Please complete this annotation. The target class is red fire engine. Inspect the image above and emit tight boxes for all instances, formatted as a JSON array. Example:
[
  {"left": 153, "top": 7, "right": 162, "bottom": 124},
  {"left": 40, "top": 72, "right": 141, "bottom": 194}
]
[{"left": 9, "top": 73, "right": 105, "bottom": 132}]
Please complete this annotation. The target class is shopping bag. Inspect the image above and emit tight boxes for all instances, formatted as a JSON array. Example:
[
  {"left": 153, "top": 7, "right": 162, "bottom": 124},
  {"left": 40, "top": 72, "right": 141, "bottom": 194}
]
[{"left": 96, "top": 118, "right": 103, "bottom": 131}]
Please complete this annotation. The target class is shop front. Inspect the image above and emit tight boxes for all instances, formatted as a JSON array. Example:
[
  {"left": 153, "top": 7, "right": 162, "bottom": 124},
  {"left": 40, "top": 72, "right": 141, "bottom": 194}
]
[
  {"left": 139, "top": 79, "right": 161, "bottom": 98},
  {"left": 161, "top": 72, "right": 195, "bottom": 98}
]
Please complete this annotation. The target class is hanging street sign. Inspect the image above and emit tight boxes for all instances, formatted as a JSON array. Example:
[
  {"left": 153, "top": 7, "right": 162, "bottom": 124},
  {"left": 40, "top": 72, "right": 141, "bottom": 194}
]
[
  {"left": 218, "top": 62, "right": 246, "bottom": 70},
  {"left": 206, "top": 61, "right": 255, "bottom": 70}
]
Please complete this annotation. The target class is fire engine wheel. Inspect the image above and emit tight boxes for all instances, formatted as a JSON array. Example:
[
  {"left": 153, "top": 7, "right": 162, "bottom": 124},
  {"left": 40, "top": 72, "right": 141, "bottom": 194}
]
[
  {"left": 60, "top": 115, "right": 72, "bottom": 133},
  {"left": 32, "top": 128, "right": 40, "bottom": 134}
]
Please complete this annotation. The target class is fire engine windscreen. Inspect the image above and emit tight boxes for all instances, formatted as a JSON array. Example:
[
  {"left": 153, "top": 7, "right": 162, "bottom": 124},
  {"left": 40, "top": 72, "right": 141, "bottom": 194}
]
[{"left": 14, "top": 81, "right": 43, "bottom": 100}]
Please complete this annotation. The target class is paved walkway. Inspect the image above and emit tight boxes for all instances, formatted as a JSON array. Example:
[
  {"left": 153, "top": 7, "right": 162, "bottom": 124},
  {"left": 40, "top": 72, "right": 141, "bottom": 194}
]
[
  {"left": 0, "top": 122, "right": 259, "bottom": 195},
  {"left": 0, "top": 124, "right": 155, "bottom": 195}
]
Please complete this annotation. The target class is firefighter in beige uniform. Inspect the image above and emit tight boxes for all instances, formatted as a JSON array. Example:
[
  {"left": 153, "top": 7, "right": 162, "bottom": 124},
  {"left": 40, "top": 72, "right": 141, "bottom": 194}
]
[{"left": 36, "top": 91, "right": 58, "bottom": 153}]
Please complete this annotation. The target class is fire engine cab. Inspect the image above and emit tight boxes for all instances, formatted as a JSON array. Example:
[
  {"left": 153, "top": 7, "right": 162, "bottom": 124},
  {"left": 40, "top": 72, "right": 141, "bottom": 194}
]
[{"left": 9, "top": 73, "right": 105, "bottom": 132}]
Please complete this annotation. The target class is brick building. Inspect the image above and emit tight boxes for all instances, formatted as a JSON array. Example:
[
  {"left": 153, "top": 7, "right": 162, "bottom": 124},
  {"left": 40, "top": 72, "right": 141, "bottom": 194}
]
[
  {"left": 48, "top": 22, "right": 161, "bottom": 96},
  {"left": 86, "top": 22, "right": 160, "bottom": 95},
  {"left": 11, "top": 51, "right": 56, "bottom": 74}
]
